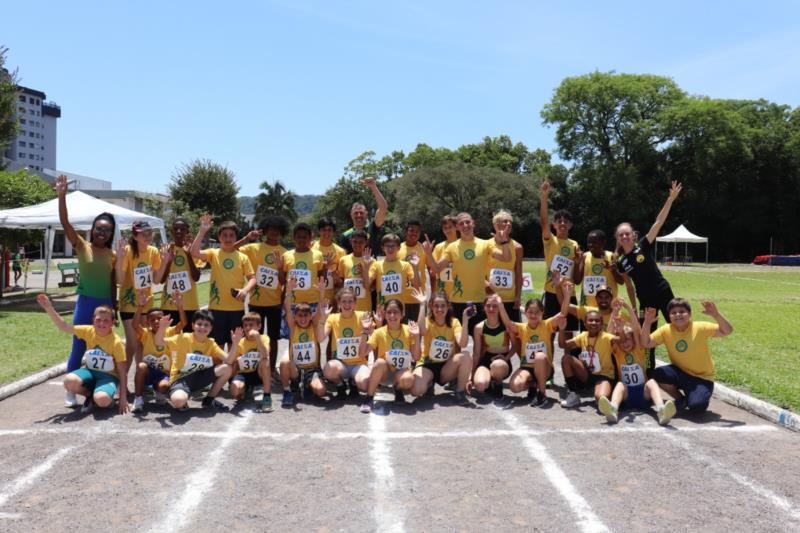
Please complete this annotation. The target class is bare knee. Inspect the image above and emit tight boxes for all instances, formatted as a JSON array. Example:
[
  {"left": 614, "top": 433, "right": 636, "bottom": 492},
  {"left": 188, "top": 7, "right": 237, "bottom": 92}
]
[
  {"left": 170, "top": 391, "right": 188, "bottom": 408},
  {"left": 93, "top": 392, "right": 112, "bottom": 408}
]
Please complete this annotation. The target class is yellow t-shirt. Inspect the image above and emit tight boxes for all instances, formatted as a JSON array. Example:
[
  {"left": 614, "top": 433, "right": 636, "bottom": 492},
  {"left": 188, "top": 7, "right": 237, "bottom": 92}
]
[
  {"left": 612, "top": 346, "right": 648, "bottom": 387},
  {"left": 651, "top": 321, "right": 719, "bottom": 380},
  {"left": 241, "top": 242, "right": 287, "bottom": 307},
  {"left": 289, "top": 325, "right": 319, "bottom": 369},
  {"left": 74, "top": 325, "right": 126, "bottom": 378},
  {"left": 398, "top": 242, "right": 427, "bottom": 293},
  {"left": 204, "top": 248, "right": 254, "bottom": 311},
  {"left": 165, "top": 333, "right": 227, "bottom": 384},
  {"left": 487, "top": 238, "right": 519, "bottom": 301},
  {"left": 139, "top": 324, "right": 181, "bottom": 373},
  {"left": 432, "top": 240, "right": 455, "bottom": 299},
  {"left": 312, "top": 241, "right": 346, "bottom": 302},
  {"left": 442, "top": 238, "right": 496, "bottom": 303},
  {"left": 419, "top": 317, "right": 462, "bottom": 365},
  {"left": 119, "top": 244, "right": 162, "bottom": 313},
  {"left": 368, "top": 324, "right": 417, "bottom": 371},
  {"left": 283, "top": 249, "right": 325, "bottom": 304},
  {"left": 581, "top": 251, "right": 618, "bottom": 307},
  {"left": 513, "top": 317, "right": 558, "bottom": 366},
  {"left": 161, "top": 248, "right": 202, "bottom": 311},
  {"left": 325, "top": 311, "right": 367, "bottom": 365},
  {"left": 572, "top": 331, "right": 616, "bottom": 379},
  {"left": 543, "top": 236, "right": 579, "bottom": 294},
  {"left": 337, "top": 254, "right": 372, "bottom": 312},
  {"left": 370, "top": 259, "right": 414, "bottom": 306},
  {"left": 235, "top": 334, "right": 270, "bottom": 374}
]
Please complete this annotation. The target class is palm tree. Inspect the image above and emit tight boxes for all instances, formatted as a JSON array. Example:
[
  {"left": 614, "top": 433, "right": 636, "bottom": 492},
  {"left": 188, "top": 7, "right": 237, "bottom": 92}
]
[{"left": 255, "top": 180, "right": 298, "bottom": 223}]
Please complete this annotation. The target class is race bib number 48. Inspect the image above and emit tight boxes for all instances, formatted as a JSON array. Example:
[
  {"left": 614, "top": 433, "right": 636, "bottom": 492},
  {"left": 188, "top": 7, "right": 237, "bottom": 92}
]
[
  {"left": 524, "top": 341, "right": 546, "bottom": 365},
  {"left": 257, "top": 266, "right": 279, "bottom": 289},
  {"left": 84, "top": 348, "right": 115, "bottom": 373},
  {"left": 336, "top": 337, "right": 361, "bottom": 361},
  {"left": 134, "top": 265, "right": 153, "bottom": 289},
  {"left": 381, "top": 273, "right": 401, "bottom": 296},
  {"left": 168, "top": 270, "right": 191, "bottom": 293},
  {"left": 387, "top": 349, "right": 412, "bottom": 370}
]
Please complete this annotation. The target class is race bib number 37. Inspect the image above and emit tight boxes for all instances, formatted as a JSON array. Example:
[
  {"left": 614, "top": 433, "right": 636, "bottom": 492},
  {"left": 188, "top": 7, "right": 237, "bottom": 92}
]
[{"left": 238, "top": 351, "right": 261, "bottom": 372}]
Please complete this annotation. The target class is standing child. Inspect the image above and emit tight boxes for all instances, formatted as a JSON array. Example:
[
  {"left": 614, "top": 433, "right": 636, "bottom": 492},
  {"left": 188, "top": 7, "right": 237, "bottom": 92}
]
[
  {"left": 281, "top": 222, "right": 326, "bottom": 338},
  {"left": 313, "top": 217, "right": 347, "bottom": 308},
  {"left": 486, "top": 210, "right": 524, "bottom": 322},
  {"left": 160, "top": 217, "right": 202, "bottom": 332},
  {"left": 335, "top": 230, "right": 374, "bottom": 313},
  {"left": 38, "top": 294, "right": 129, "bottom": 414},
  {"left": 230, "top": 312, "right": 273, "bottom": 413},
  {"left": 369, "top": 233, "right": 420, "bottom": 319},
  {"left": 576, "top": 229, "right": 634, "bottom": 308},
  {"left": 431, "top": 215, "right": 459, "bottom": 301},
  {"left": 398, "top": 220, "right": 429, "bottom": 321}
]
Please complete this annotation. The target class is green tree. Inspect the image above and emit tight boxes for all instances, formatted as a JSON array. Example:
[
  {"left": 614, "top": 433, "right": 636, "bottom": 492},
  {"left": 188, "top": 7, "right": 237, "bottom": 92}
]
[
  {"left": 254, "top": 180, "right": 297, "bottom": 224},
  {"left": 0, "top": 169, "right": 55, "bottom": 247},
  {"left": 0, "top": 47, "right": 20, "bottom": 169},
  {"left": 168, "top": 159, "right": 242, "bottom": 229}
]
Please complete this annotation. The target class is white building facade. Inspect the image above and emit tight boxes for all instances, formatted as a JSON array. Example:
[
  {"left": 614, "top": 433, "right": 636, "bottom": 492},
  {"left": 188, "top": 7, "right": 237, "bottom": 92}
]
[{"left": 3, "top": 85, "right": 60, "bottom": 172}]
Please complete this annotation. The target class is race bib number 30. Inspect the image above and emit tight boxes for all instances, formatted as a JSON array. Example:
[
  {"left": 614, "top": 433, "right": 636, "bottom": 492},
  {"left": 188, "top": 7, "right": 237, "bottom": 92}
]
[
  {"left": 143, "top": 354, "right": 170, "bottom": 372},
  {"left": 621, "top": 363, "right": 645, "bottom": 386},
  {"left": 430, "top": 339, "right": 453, "bottom": 362},
  {"left": 84, "top": 348, "right": 115, "bottom": 372},
  {"left": 134, "top": 265, "right": 153, "bottom": 289},
  {"left": 238, "top": 351, "right": 261, "bottom": 372},
  {"left": 292, "top": 342, "right": 316, "bottom": 366},
  {"left": 550, "top": 255, "right": 574, "bottom": 280},
  {"left": 387, "top": 349, "right": 412, "bottom": 370},
  {"left": 336, "top": 337, "right": 361, "bottom": 361},
  {"left": 344, "top": 278, "right": 365, "bottom": 299},
  {"left": 524, "top": 341, "right": 546, "bottom": 364},
  {"left": 381, "top": 273, "right": 401, "bottom": 296},
  {"left": 289, "top": 269, "right": 311, "bottom": 289},
  {"left": 583, "top": 276, "right": 606, "bottom": 296},
  {"left": 180, "top": 353, "right": 213, "bottom": 375},
  {"left": 168, "top": 271, "right": 191, "bottom": 293},
  {"left": 257, "top": 266, "right": 279, "bottom": 289},
  {"left": 490, "top": 268, "right": 513, "bottom": 289}
]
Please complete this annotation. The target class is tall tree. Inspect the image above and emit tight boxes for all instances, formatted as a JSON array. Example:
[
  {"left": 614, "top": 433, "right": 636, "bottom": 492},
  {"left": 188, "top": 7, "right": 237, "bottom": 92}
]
[
  {"left": 0, "top": 46, "right": 20, "bottom": 169},
  {"left": 168, "top": 159, "right": 241, "bottom": 227},
  {"left": 254, "top": 180, "right": 297, "bottom": 224}
]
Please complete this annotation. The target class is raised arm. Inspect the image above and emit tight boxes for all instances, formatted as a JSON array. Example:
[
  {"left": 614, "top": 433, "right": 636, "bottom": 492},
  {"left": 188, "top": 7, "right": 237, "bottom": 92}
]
[
  {"left": 173, "top": 290, "right": 188, "bottom": 331},
  {"left": 358, "top": 313, "right": 376, "bottom": 360},
  {"left": 190, "top": 213, "right": 213, "bottom": 261},
  {"left": 640, "top": 307, "right": 659, "bottom": 348},
  {"left": 645, "top": 181, "right": 682, "bottom": 244},
  {"left": 408, "top": 255, "right": 421, "bottom": 290},
  {"left": 234, "top": 229, "right": 261, "bottom": 250},
  {"left": 494, "top": 294, "right": 516, "bottom": 332},
  {"left": 115, "top": 239, "right": 127, "bottom": 286},
  {"left": 489, "top": 225, "right": 512, "bottom": 261},
  {"left": 557, "top": 321, "right": 578, "bottom": 350},
  {"left": 283, "top": 277, "right": 298, "bottom": 330},
  {"left": 513, "top": 241, "right": 523, "bottom": 307},
  {"left": 185, "top": 233, "right": 202, "bottom": 282},
  {"left": 408, "top": 320, "right": 421, "bottom": 363},
  {"left": 155, "top": 243, "right": 171, "bottom": 284},
  {"left": 37, "top": 294, "right": 73, "bottom": 334},
  {"left": 154, "top": 315, "right": 172, "bottom": 348},
  {"left": 363, "top": 177, "right": 388, "bottom": 228},
  {"left": 55, "top": 175, "right": 79, "bottom": 247},
  {"left": 422, "top": 235, "right": 447, "bottom": 273},
  {"left": 701, "top": 301, "right": 733, "bottom": 337},
  {"left": 226, "top": 327, "right": 244, "bottom": 365},
  {"left": 539, "top": 179, "right": 552, "bottom": 240}
]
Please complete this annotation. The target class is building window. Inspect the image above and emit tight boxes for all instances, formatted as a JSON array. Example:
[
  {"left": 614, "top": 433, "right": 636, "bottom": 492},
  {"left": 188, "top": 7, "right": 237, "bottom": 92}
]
[
  {"left": 18, "top": 95, "right": 25, "bottom": 102},
  {"left": 18, "top": 107, "right": 25, "bottom": 113},
  {"left": 29, "top": 131, "right": 34, "bottom": 137},
  {"left": 19, "top": 141, "right": 25, "bottom": 147},
  {"left": 20, "top": 118, "right": 26, "bottom": 124}
]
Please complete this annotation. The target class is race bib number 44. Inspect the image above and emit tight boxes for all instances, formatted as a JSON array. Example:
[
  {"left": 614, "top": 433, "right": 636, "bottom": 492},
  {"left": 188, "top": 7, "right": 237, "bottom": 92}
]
[
  {"left": 490, "top": 268, "right": 513, "bottom": 289},
  {"left": 168, "top": 271, "right": 191, "bottom": 293},
  {"left": 180, "top": 353, "right": 213, "bottom": 375},
  {"left": 430, "top": 339, "right": 453, "bottom": 362},
  {"left": 381, "top": 273, "right": 401, "bottom": 296},
  {"left": 524, "top": 341, "right": 546, "bottom": 365},
  {"left": 143, "top": 354, "right": 170, "bottom": 372},
  {"left": 336, "top": 337, "right": 361, "bottom": 361},
  {"left": 583, "top": 276, "right": 606, "bottom": 296},
  {"left": 344, "top": 278, "right": 365, "bottom": 299},
  {"left": 387, "top": 349, "right": 412, "bottom": 370},
  {"left": 292, "top": 342, "right": 316, "bottom": 366},
  {"left": 238, "top": 351, "right": 261, "bottom": 372},
  {"left": 134, "top": 265, "right": 153, "bottom": 289},
  {"left": 550, "top": 256, "right": 574, "bottom": 280},
  {"left": 84, "top": 348, "right": 115, "bottom": 373},
  {"left": 257, "top": 266, "right": 279, "bottom": 289},
  {"left": 289, "top": 269, "right": 311, "bottom": 289}
]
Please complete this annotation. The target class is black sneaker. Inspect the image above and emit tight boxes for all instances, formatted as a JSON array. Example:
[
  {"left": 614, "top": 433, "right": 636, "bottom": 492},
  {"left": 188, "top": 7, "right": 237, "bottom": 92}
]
[
  {"left": 526, "top": 387, "right": 537, "bottom": 402},
  {"left": 530, "top": 392, "right": 548, "bottom": 407},
  {"left": 490, "top": 381, "right": 504, "bottom": 399},
  {"left": 360, "top": 396, "right": 374, "bottom": 414},
  {"left": 454, "top": 390, "right": 472, "bottom": 406},
  {"left": 349, "top": 383, "right": 361, "bottom": 400},
  {"left": 337, "top": 384, "right": 348, "bottom": 400},
  {"left": 202, "top": 396, "right": 230, "bottom": 412},
  {"left": 80, "top": 395, "right": 93, "bottom": 414},
  {"left": 394, "top": 390, "right": 406, "bottom": 405}
]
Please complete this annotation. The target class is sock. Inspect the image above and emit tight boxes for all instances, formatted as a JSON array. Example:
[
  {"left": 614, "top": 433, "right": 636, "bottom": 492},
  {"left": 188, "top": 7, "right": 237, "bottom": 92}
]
[{"left": 566, "top": 376, "right": 580, "bottom": 392}]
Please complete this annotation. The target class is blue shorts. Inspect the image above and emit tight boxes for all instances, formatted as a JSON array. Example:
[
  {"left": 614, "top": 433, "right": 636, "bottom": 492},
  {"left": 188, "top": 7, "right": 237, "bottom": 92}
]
[
  {"left": 622, "top": 385, "right": 648, "bottom": 410},
  {"left": 652, "top": 364, "right": 714, "bottom": 413},
  {"left": 146, "top": 368, "right": 170, "bottom": 388},
  {"left": 71, "top": 368, "right": 119, "bottom": 398},
  {"left": 280, "top": 302, "right": 318, "bottom": 339},
  {"left": 233, "top": 372, "right": 262, "bottom": 387}
]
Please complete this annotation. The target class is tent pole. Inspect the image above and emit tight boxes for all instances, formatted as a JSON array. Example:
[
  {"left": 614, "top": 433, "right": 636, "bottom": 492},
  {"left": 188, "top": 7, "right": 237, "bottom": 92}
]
[
  {"left": 44, "top": 226, "right": 52, "bottom": 294},
  {"left": 706, "top": 242, "right": 708, "bottom": 265}
]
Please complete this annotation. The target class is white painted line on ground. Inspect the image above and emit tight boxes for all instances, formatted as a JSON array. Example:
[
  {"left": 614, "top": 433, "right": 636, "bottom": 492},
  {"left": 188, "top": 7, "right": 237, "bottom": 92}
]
[
  {"left": 497, "top": 410, "right": 611, "bottom": 533},
  {"left": 0, "top": 445, "right": 77, "bottom": 511},
  {"left": 147, "top": 411, "right": 254, "bottom": 533},
  {"left": 663, "top": 432, "right": 800, "bottom": 523},
  {"left": 0, "top": 512, "right": 22, "bottom": 519},
  {"left": 368, "top": 415, "right": 405, "bottom": 533}
]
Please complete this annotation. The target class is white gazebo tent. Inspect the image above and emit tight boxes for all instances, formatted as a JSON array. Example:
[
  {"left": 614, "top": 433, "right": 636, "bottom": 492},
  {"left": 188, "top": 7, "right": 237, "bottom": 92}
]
[
  {"left": 0, "top": 191, "right": 166, "bottom": 292},
  {"left": 656, "top": 224, "right": 708, "bottom": 264}
]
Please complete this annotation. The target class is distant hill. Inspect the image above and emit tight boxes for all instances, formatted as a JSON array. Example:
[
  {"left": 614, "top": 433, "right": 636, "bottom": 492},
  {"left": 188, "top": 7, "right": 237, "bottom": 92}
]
[{"left": 239, "top": 194, "right": 320, "bottom": 216}]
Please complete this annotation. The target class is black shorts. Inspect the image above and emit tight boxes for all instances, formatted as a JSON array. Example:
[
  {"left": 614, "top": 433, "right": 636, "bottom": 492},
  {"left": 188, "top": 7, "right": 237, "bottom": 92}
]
[
  {"left": 169, "top": 367, "right": 216, "bottom": 395},
  {"left": 250, "top": 304, "right": 281, "bottom": 344},
  {"left": 120, "top": 311, "right": 135, "bottom": 321},
  {"left": 581, "top": 374, "right": 613, "bottom": 388},
  {"left": 209, "top": 309, "right": 244, "bottom": 348},
  {"left": 518, "top": 365, "right": 555, "bottom": 383},
  {"left": 478, "top": 353, "right": 511, "bottom": 378},
  {"left": 404, "top": 303, "right": 420, "bottom": 324},
  {"left": 503, "top": 302, "right": 521, "bottom": 323},
  {"left": 452, "top": 302, "right": 487, "bottom": 338},
  {"left": 165, "top": 309, "right": 195, "bottom": 333},
  {"left": 421, "top": 362, "right": 446, "bottom": 385},
  {"left": 543, "top": 292, "right": 578, "bottom": 330},
  {"left": 233, "top": 372, "right": 262, "bottom": 388}
]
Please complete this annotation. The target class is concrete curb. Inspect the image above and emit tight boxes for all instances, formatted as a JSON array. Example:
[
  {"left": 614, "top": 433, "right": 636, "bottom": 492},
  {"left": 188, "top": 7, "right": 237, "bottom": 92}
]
[
  {"left": 0, "top": 362, "right": 67, "bottom": 402},
  {"left": 655, "top": 360, "right": 799, "bottom": 433}
]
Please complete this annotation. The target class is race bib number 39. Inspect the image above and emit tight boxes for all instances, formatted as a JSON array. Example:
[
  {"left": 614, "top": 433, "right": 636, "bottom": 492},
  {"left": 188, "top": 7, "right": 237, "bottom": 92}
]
[
  {"left": 134, "top": 265, "right": 153, "bottom": 289},
  {"left": 490, "top": 268, "right": 513, "bottom": 289},
  {"left": 621, "top": 363, "right": 645, "bottom": 386},
  {"left": 381, "top": 273, "right": 402, "bottom": 296},
  {"left": 583, "top": 276, "right": 606, "bottom": 296},
  {"left": 387, "top": 349, "right": 412, "bottom": 370},
  {"left": 180, "top": 353, "right": 213, "bottom": 375},
  {"left": 84, "top": 348, "right": 115, "bottom": 373},
  {"left": 524, "top": 341, "right": 546, "bottom": 364},
  {"left": 292, "top": 342, "right": 316, "bottom": 366},
  {"left": 168, "top": 271, "right": 191, "bottom": 293},
  {"left": 238, "top": 351, "right": 261, "bottom": 372},
  {"left": 550, "top": 255, "right": 574, "bottom": 280},
  {"left": 344, "top": 278, "right": 365, "bottom": 299},
  {"left": 289, "top": 269, "right": 311, "bottom": 289},
  {"left": 336, "top": 337, "right": 361, "bottom": 361},
  {"left": 430, "top": 339, "right": 453, "bottom": 362}
]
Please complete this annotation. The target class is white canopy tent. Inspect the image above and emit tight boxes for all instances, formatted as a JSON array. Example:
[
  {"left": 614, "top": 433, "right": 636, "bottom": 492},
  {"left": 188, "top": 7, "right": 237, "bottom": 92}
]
[
  {"left": 0, "top": 191, "right": 166, "bottom": 292},
  {"left": 656, "top": 224, "right": 708, "bottom": 264}
]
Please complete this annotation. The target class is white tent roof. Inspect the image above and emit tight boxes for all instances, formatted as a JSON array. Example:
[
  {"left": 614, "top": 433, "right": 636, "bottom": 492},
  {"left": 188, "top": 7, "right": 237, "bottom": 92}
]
[
  {"left": 0, "top": 190, "right": 164, "bottom": 231},
  {"left": 656, "top": 224, "right": 707, "bottom": 243}
]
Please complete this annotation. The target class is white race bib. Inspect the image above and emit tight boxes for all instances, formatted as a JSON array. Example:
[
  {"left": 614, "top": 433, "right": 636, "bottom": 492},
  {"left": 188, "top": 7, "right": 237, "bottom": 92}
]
[
  {"left": 133, "top": 265, "right": 153, "bottom": 289},
  {"left": 256, "top": 266, "right": 279, "bottom": 289},
  {"left": 381, "top": 273, "right": 402, "bottom": 296},
  {"left": 621, "top": 363, "right": 645, "bottom": 387},
  {"left": 143, "top": 354, "right": 170, "bottom": 372},
  {"left": 84, "top": 348, "right": 115, "bottom": 373},
  {"left": 524, "top": 341, "right": 546, "bottom": 365},
  {"left": 583, "top": 275, "right": 607, "bottom": 296},
  {"left": 180, "top": 353, "right": 213, "bottom": 375},
  {"left": 292, "top": 342, "right": 316, "bottom": 366},
  {"left": 167, "top": 270, "right": 191, "bottom": 293},
  {"left": 430, "top": 338, "right": 453, "bottom": 362},
  {"left": 336, "top": 337, "right": 361, "bottom": 362},
  {"left": 440, "top": 265, "right": 453, "bottom": 283},
  {"left": 387, "top": 349, "right": 412, "bottom": 370},
  {"left": 237, "top": 351, "right": 261, "bottom": 373},
  {"left": 579, "top": 350, "right": 602, "bottom": 373},
  {"left": 489, "top": 268, "right": 513, "bottom": 289},
  {"left": 344, "top": 278, "right": 365, "bottom": 299},
  {"left": 288, "top": 269, "right": 311, "bottom": 290},
  {"left": 550, "top": 255, "right": 574, "bottom": 280}
]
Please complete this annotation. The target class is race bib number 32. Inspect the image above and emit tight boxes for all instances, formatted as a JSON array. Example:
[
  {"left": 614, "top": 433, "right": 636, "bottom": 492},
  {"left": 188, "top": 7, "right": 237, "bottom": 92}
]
[{"left": 257, "top": 266, "right": 279, "bottom": 289}]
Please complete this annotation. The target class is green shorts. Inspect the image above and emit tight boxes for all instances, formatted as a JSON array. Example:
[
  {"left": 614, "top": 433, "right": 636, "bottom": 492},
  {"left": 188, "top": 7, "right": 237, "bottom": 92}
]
[{"left": 71, "top": 368, "right": 119, "bottom": 398}]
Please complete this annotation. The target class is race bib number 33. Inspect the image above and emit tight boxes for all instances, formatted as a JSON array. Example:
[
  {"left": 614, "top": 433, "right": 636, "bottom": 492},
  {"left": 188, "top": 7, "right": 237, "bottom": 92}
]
[{"left": 490, "top": 268, "right": 513, "bottom": 289}]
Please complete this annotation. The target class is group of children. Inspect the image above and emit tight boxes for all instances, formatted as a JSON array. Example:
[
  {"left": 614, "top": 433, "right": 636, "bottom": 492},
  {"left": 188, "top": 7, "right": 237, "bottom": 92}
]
[{"left": 42, "top": 175, "right": 732, "bottom": 424}]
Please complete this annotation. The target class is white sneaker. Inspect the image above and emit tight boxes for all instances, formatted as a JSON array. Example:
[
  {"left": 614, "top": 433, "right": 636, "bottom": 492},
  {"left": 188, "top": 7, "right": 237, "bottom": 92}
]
[
  {"left": 598, "top": 396, "right": 618, "bottom": 423},
  {"left": 64, "top": 391, "right": 78, "bottom": 408},
  {"left": 253, "top": 386, "right": 265, "bottom": 402},
  {"left": 154, "top": 391, "right": 168, "bottom": 405},
  {"left": 132, "top": 396, "right": 145, "bottom": 413},
  {"left": 658, "top": 400, "right": 677, "bottom": 426},
  {"left": 560, "top": 391, "right": 581, "bottom": 408}
]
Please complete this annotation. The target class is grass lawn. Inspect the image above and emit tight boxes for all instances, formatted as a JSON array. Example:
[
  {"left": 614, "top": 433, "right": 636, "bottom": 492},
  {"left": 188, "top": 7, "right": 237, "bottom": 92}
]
[
  {"left": 522, "top": 262, "right": 800, "bottom": 412},
  {"left": 0, "top": 282, "right": 209, "bottom": 386}
]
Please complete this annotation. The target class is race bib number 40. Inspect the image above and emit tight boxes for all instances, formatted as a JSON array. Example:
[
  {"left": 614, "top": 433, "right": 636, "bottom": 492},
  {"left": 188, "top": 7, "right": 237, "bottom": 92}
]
[
  {"left": 84, "top": 348, "right": 115, "bottom": 373},
  {"left": 180, "top": 353, "right": 213, "bottom": 375},
  {"left": 292, "top": 342, "right": 316, "bottom": 366},
  {"left": 344, "top": 278, "right": 365, "bottom": 299},
  {"left": 168, "top": 271, "right": 191, "bottom": 293},
  {"left": 238, "top": 351, "right": 261, "bottom": 372},
  {"left": 524, "top": 341, "right": 546, "bottom": 365},
  {"left": 336, "top": 337, "right": 361, "bottom": 361},
  {"left": 583, "top": 276, "right": 606, "bottom": 296},
  {"left": 381, "top": 273, "right": 401, "bottom": 296},
  {"left": 143, "top": 354, "right": 170, "bottom": 372},
  {"left": 288, "top": 269, "right": 311, "bottom": 289},
  {"left": 550, "top": 255, "right": 574, "bottom": 280},
  {"left": 257, "top": 266, "right": 279, "bottom": 289},
  {"left": 490, "top": 268, "right": 513, "bottom": 289},
  {"left": 134, "top": 265, "right": 153, "bottom": 289},
  {"left": 621, "top": 363, "right": 645, "bottom": 387},
  {"left": 387, "top": 349, "right": 412, "bottom": 370},
  {"left": 430, "top": 339, "right": 453, "bottom": 362}
]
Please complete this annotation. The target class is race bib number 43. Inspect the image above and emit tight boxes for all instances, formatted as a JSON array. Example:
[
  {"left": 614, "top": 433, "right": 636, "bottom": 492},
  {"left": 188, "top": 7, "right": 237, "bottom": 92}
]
[
  {"left": 336, "top": 337, "right": 361, "bottom": 361},
  {"left": 381, "top": 273, "right": 401, "bottom": 296},
  {"left": 134, "top": 265, "right": 153, "bottom": 289},
  {"left": 84, "top": 348, "right": 115, "bottom": 372},
  {"left": 387, "top": 349, "right": 412, "bottom": 370},
  {"left": 168, "top": 271, "right": 191, "bottom": 293},
  {"left": 524, "top": 341, "right": 546, "bottom": 365}
]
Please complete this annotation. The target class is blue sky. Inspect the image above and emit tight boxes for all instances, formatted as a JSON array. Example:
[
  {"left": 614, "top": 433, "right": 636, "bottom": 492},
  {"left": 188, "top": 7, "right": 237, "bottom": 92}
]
[{"left": 4, "top": 1, "right": 799, "bottom": 196}]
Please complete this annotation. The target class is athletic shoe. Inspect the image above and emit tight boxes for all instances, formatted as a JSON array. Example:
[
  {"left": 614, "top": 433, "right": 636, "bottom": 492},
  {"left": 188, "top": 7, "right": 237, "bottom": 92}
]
[
  {"left": 337, "top": 384, "right": 348, "bottom": 400},
  {"left": 253, "top": 386, "right": 264, "bottom": 403},
  {"left": 258, "top": 395, "right": 274, "bottom": 413},
  {"left": 80, "top": 395, "right": 93, "bottom": 414},
  {"left": 64, "top": 391, "right": 78, "bottom": 408},
  {"left": 154, "top": 391, "right": 168, "bottom": 405},
  {"left": 530, "top": 392, "right": 548, "bottom": 407},
  {"left": 454, "top": 390, "right": 471, "bottom": 406},
  {"left": 658, "top": 400, "right": 677, "bottom": 426},
  {"left": 244, "top": 387, "right": 254, "bottom": 402},
  {"left": 489, "top": 381, "right": 503, "bottom": 399},
  {"left": 598, "top": 396, "right": 618, "bottom": 423},
  {"left": 560, "top": 391, "right": 580, "bottom": 408},
  {"left": 349, "top": 383, "right": 361, "bottom": 400},
  {"left": 546, "top": 378, "right": 553, "bottom": 388},
  {"left": 132, "top": 396, "right": 145, "bottom": 414},
  {"left": 202, "top": 396, "right": 230, "bottom": 412},
  {"left": 394, "top": 390, "right": 406, "bottom": 405},
  {"left": 526, "top": 387, "right": 537, "bottom": 402},
  {"left": 281, "top": 390, "right": 294, "bottom": 407},
  {"left": 360, "top": 396, "right": 374, "bottom": 414}
]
